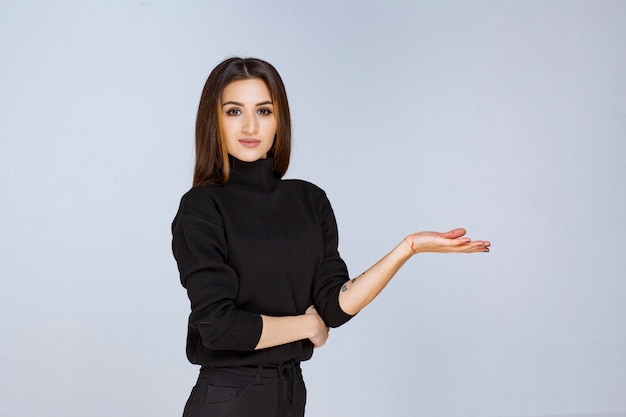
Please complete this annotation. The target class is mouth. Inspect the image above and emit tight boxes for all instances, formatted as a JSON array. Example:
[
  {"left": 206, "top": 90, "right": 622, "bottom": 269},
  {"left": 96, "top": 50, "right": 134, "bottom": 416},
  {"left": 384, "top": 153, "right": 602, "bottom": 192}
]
[{"left": 239, "top": 139, "right": 261, "bottom": 148}]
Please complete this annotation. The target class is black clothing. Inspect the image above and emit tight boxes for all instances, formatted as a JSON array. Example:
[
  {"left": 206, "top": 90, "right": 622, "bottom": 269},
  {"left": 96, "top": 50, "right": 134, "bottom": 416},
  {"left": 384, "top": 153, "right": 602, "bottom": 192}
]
[
  {"left": 182, "top": 362, "right": 306, "bottom": 417},
  {"left": 172, "top": 157, "right": 353, "bottom": 368}
]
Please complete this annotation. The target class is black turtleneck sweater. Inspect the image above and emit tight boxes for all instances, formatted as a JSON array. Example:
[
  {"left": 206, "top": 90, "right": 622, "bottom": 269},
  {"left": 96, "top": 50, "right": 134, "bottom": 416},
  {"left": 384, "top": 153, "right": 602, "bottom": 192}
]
[{"left": 171, "top": 157, "right": 353, "bottom": 367}]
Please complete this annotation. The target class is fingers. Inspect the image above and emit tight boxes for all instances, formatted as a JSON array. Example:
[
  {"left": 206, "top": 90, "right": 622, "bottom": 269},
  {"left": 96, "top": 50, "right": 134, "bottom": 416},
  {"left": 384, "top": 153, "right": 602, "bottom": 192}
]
[
  {"left": 311, "top": 325, "right": 331, "bottom": 348},
  {"left": 306, "top": 305, "right": 330, "bottom": 348},
  {"left": 442, "top": 229, "right": 490, "bottom": 252},
  {"left": 463, "top": 240, "right": 491, "bottom": 253},
  {"left": 444, "top": 235, "right": 491, "bottom": 252}
]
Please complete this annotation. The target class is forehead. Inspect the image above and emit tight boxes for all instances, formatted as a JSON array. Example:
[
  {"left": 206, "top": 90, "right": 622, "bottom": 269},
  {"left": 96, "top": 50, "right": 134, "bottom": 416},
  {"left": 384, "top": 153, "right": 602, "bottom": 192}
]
[{"left": 221, "top": 79, "right": 272, "bottom": 103}]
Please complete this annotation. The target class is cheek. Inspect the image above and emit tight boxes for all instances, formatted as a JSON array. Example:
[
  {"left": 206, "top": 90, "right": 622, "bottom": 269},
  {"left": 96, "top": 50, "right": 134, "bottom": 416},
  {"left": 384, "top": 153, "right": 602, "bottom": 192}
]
[
  {"left": 221, "top": 120, "right": 238, "bottom": 137},
  {"left": 265, "top": 118, "right": 278, "bottom": 133}
]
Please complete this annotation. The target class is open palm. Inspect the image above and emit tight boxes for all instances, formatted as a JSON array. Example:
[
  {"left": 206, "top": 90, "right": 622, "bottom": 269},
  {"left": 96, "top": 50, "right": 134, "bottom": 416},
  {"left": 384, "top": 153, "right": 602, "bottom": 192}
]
[{"left": 407, "top": 228, "right": 490, "bottom": 254}]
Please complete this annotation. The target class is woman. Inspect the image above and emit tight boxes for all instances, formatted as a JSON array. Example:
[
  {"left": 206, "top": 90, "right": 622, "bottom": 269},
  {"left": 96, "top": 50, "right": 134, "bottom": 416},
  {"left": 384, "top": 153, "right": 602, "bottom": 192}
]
[{"left": 171, "top": 57, "right": 490, "bottom": 417}]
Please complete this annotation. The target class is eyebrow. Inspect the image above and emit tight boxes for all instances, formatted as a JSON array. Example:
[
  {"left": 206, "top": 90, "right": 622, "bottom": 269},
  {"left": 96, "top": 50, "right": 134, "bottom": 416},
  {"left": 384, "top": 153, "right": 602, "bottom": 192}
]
[{"left": 221, "top": 100, "right": 273, "bottom": 107}]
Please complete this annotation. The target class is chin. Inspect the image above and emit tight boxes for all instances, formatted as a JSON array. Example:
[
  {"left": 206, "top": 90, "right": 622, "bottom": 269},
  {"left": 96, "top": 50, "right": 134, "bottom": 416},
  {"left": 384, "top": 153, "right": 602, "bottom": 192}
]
[{"left": 231, "top": 151, "right": 269, "bottom": 162}]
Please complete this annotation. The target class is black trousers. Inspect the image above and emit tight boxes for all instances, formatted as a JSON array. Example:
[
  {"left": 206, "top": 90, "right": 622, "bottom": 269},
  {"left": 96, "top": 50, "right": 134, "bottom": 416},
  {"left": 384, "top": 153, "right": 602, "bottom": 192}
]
[{"left": 183, "top": 361, "right": 306, "bottom": 417}]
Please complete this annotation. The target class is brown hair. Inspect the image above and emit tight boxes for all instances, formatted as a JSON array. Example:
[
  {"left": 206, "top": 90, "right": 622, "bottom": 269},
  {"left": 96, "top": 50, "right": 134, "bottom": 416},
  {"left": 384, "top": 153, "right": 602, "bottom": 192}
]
[{"left": 193, "top": 57, "right": 292, "bottom": 186}]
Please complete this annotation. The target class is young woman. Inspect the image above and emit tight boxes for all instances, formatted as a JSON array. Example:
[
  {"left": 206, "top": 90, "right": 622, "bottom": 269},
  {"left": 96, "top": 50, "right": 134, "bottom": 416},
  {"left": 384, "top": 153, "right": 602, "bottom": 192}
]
[{"left": 171, "top": 57, "right": 490, "bottom": 417}]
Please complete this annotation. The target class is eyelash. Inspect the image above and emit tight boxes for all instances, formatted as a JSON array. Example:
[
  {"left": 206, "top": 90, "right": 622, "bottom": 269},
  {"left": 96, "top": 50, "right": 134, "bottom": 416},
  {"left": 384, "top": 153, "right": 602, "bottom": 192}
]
[{"left": 224, "top": 108, "right": 273, "bottom": 116}]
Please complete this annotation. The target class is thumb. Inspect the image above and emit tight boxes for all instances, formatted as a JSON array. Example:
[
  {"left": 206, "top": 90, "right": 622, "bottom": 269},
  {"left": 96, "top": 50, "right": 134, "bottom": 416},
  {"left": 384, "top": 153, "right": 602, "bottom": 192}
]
[{"left": 443, "top": 228, "right": 467, "bottom": 239}]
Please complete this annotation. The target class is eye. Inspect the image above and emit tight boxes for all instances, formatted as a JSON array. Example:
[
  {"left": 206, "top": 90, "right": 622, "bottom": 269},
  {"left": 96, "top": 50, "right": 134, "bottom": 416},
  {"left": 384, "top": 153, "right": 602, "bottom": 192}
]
[
  {"left": 258, "top": 108, "right": 273, "bottom": 116},
  {"left": 225, "top": 108, "right": 241, "bottom": 116}
]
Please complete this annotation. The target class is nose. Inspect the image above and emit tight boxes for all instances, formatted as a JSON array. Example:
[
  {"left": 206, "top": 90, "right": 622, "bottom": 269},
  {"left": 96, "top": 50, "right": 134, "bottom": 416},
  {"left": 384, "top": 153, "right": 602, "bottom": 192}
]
[{"left": 241, "top": 112, "right": 258, "bottom": 135}]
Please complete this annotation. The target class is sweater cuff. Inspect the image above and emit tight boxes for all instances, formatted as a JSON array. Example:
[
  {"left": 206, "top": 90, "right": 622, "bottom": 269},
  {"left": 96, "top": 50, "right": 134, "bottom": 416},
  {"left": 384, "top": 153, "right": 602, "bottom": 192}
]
[
  {"left": 200, "top": 310, "right": 263, "bottom": 351},
  {"left": 323, "top": 287, "right": 356, "bottom": 328}
]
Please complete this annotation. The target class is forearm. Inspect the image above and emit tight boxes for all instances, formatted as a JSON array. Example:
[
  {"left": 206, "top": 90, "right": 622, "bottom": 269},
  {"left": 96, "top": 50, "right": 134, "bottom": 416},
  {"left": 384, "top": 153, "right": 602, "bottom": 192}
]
[
  {"left": 337, "top": 228, "right": 490, "bottom": 315},
  {"left": 338, "top": 240, "right": 414, "bottom": 315},
  {"left": 255, "top": 314, "right": 316, "bottom": 350}
]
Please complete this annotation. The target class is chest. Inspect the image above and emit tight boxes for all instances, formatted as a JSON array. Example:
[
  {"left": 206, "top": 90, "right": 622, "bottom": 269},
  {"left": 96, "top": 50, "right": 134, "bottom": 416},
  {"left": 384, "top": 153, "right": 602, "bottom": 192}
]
[{"left": 217, "top": 188, "right": 324, "bottom": 287}]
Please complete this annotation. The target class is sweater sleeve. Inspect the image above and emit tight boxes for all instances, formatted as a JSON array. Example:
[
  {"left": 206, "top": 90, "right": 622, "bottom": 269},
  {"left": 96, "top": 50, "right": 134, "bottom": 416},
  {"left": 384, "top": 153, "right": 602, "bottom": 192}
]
[
  {"left": 311, "top": 190, "right": 355, "bottom": 328},
  {"left": 171, "top": 190, "right": 263, "bottom": 351}
]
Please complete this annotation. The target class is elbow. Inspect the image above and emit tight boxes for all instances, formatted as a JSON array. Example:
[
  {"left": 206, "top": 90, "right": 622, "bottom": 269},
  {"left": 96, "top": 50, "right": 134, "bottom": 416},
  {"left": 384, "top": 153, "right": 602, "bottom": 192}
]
[
  {"left": 337, "top": 292, "right": 362, "bottom": 317},
  {"left": 197, "top": 322, "right": 226, "bottom": 350},
  {"left": 338, "top": 305, "right": 359, "bottom": 318},
  {"left": 326, "top": 315, "right": 354, "bottom": 329},
  {"left": 322, "top": 304, "right": 356, "bottom": 328}
]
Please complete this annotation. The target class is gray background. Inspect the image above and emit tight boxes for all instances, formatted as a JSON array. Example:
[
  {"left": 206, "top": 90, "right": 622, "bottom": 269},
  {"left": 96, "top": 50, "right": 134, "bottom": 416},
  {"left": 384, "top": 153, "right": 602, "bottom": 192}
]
[{"left": 1, "top": 1, "right": 625, "bottom": 416}]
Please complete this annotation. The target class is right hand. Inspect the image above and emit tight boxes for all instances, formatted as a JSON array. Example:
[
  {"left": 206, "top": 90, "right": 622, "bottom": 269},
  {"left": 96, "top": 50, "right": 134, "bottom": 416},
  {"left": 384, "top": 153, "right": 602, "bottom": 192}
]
[{"left": 305, "top": 305, "right": 330, "bottom": 348}]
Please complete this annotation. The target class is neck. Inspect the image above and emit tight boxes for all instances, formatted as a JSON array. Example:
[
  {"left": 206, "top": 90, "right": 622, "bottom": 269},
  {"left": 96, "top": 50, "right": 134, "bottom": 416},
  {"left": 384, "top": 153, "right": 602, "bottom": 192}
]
[{"left": 227, "top": 155, "right": 278, "bottom": 191}]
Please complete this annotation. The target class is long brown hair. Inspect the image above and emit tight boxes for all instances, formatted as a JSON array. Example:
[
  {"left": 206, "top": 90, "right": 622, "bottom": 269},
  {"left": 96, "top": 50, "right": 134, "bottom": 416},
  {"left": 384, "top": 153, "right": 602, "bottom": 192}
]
[{"left": 193, "top": 57, "right": 292, "bottom": 186}]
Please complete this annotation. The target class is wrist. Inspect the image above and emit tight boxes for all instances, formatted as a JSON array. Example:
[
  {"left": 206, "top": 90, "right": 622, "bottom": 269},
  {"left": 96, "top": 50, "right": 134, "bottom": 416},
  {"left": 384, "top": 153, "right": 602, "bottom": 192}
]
[
  {"left": 302, "top": 312, "right": 317, "bottom": 339},
  {"left": 403, "top": 236, "right": 418, "bottom": 256}
]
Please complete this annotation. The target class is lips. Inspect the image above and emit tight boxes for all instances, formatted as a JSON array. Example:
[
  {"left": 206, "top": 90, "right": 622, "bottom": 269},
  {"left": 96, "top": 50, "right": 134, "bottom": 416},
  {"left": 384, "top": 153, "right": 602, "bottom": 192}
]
[{"left": 239, "top": 139, "right": 261, "bottom": 148}]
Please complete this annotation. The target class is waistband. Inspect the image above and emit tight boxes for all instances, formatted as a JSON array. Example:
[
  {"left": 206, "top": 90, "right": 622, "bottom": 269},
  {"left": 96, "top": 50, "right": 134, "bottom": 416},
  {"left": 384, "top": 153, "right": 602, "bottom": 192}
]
[{"left": 200, "top": 360, "right": 301, "bottom": 378}]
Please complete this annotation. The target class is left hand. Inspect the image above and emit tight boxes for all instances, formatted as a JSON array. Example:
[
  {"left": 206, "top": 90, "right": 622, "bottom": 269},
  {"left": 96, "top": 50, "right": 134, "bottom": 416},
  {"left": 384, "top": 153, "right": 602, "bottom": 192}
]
[{"left": 405, "top": 228, "right": 490, "bottom": 254}]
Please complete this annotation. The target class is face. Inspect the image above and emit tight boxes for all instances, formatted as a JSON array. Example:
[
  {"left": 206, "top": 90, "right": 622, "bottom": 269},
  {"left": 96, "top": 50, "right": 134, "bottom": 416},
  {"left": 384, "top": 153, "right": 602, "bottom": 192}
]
[{"left": 219, "top": 78, "right": 277, "bottom": 162}]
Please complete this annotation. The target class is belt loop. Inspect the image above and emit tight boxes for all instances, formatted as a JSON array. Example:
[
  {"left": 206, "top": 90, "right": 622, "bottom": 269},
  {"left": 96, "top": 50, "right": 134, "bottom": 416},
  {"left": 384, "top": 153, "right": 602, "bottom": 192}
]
[{"left": 254, "top": 364, "right": 263, "bottom": 384}]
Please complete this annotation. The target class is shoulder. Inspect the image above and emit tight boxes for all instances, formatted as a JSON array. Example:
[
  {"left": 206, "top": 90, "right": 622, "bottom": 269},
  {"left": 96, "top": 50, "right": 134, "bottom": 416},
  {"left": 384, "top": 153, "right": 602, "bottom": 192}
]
[
  {"left": 282, "top": 178, "right": 327, "bottom": 198},
  {"left": 175, "top": 184, "right": 224, "bottom": 221},
  {"left": 281, "top": 179, "right": 335, "bottom": 215}
]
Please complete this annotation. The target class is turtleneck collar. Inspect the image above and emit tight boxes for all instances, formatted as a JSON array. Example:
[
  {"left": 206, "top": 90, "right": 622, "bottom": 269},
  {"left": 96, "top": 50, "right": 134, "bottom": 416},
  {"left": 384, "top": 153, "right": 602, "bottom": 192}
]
[{"left": 227, "top": 155, "right": 279, "bottom": 191}]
